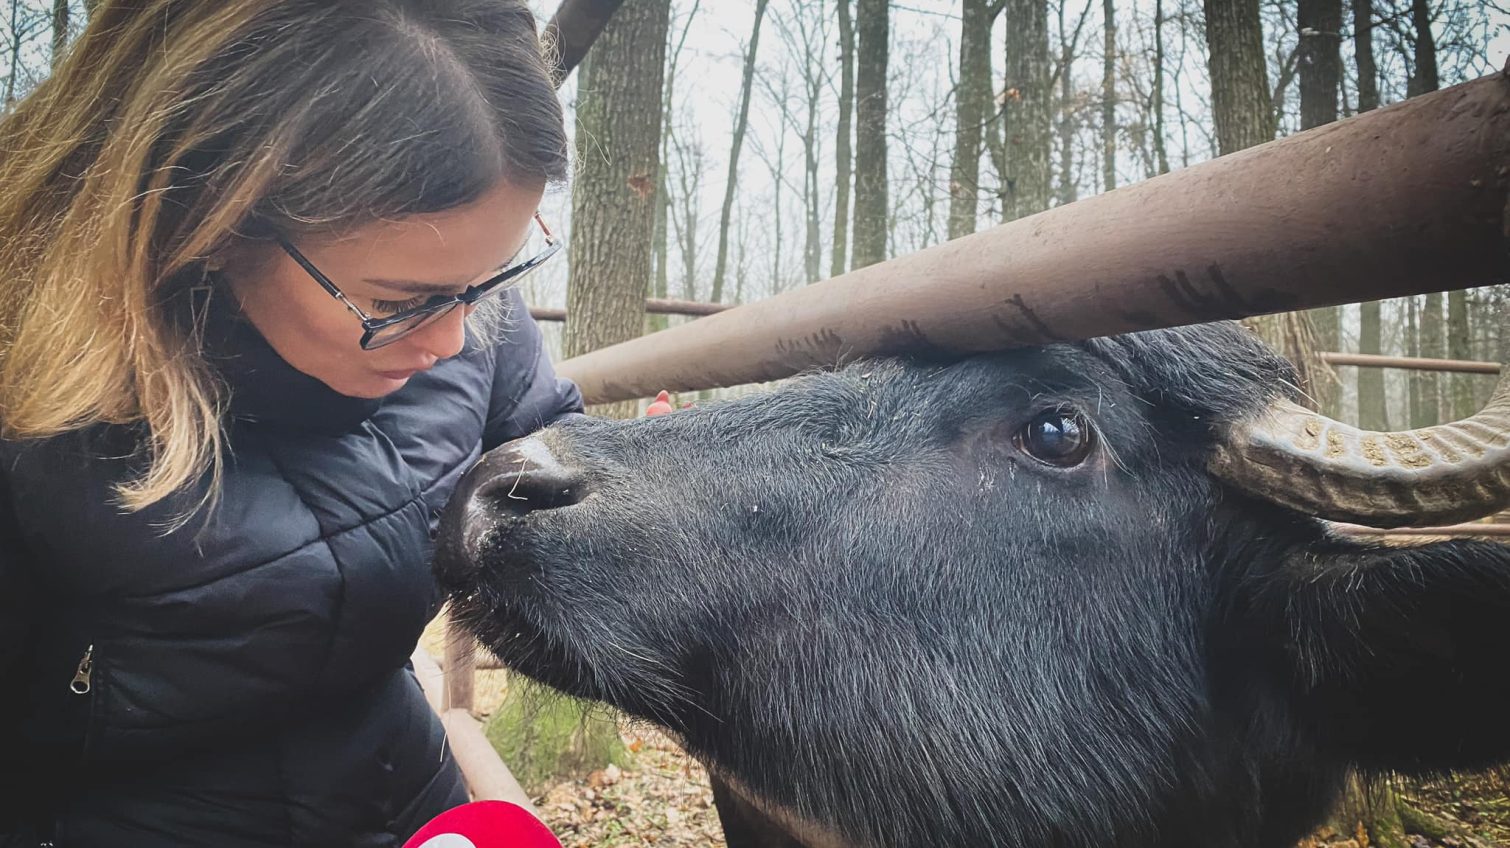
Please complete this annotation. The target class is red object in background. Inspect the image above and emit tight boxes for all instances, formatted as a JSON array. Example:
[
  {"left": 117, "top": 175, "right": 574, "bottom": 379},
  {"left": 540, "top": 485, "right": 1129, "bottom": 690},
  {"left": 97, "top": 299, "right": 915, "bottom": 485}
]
[
  {"left": 402, "top": 801, "right": 563, "bottom": 848},
  {"left": 646, "top": 390, "right": 695, "bottom": 417},
  {"left": 645, "top": 390, "right": 675, "bottom": 417}
]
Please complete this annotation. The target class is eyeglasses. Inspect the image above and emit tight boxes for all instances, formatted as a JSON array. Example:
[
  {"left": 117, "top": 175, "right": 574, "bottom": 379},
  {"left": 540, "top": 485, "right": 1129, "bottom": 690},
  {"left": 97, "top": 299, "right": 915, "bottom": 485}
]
[{"left": 276, "top": 213, "right": 562, "bottom": 350}]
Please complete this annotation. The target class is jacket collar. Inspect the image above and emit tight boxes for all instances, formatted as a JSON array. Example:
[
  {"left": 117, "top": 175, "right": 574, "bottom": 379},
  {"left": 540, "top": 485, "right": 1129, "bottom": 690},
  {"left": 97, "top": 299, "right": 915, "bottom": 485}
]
[{"left": 202, "top": 286, "right": 383, "bottom": 436}]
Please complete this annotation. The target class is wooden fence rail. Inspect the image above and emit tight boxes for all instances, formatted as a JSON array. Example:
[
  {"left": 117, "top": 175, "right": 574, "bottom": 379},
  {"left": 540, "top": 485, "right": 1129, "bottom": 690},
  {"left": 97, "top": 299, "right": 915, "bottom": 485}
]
[{"left": 1318, "top": 352, "right": 1501, "bottom": 374}]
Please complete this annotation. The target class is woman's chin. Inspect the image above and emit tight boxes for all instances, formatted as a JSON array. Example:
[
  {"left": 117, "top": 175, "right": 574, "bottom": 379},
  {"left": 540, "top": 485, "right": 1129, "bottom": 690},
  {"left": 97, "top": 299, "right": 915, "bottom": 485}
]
[{"left": 320, "top": 370, "right": 414, "bottom": 399}]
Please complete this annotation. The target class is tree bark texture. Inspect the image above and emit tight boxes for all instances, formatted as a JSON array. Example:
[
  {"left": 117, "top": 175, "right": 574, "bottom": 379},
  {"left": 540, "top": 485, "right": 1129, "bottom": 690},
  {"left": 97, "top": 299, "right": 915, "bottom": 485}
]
[
  {"left": 1051, "top": 0, "right": 1082, "bottom": 207},
  {"left": 1297, "top": 0, "right": 1341, "bottom": 131},
  {"left": 1350, "top": 0, "right": 1383, "bottom": 428},
  {"left": 1407, "top": 297, "right": 1426, "bottom": 427},
  {"left": 1101, "top": 0, "right": 1116, "bottom": 191},
  {"left": 1205, "top": 0, "right": 1327, "bottom": 404},
  {"left": 1003, "top": 0, "right": 1052, "bottom": 220},
  {"left": 1297, "top": 0, "right": 1342, "bottom": 413},
  {"left": 1415, "top": 292, "right": 1445, "bottom": 426},
  {"left": 652, "top": 2, "right": 701, "bottom": 333},
  {"left": 1406, "top": 0, "right": 1437, "bottom": 97},
  {"left": 1403, "top": 6, "right": 1440, "bottom": 427},
  {"left": 852, "top": 0, "right": 889, "bottom": 268},
  {"left": 1351, "top": 0, "right": 1378, "bottom": 112},
  {"left": 1203, "top": 0, "right": 1275, "bottom": 155},
  {"left": 801, "top": 41, "right": 822, "bottom": 284},
  {"left": 711, "top": 0, "right": 769, "bottom": 303},
  {"left": 1152, "top": 0, "right": 1170, "bottom": 174},
  {"left": 832, "top": 0, "right": 855, "bottom": 276},
  {"left": 1357, "top": 300, "right": 1387, "bottom": 429},
  {"left": 1448, "top": 288, "right": 1472, "bottom": 419},
  {"left": 566, "top": 0, "right": 671, "bottom": 418},
  {"left": 948, "top": 0, "right": 998, "bottom": 240},
  {"left": 50, "top": 0, "right": 68, "bottom": 69}
]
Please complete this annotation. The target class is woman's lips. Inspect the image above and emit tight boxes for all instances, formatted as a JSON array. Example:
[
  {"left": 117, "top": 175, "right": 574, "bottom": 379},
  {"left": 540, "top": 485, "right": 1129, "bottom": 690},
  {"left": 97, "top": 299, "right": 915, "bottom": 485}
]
[{"left": 377, "top": 367, "right": 424, "bottom": 380}]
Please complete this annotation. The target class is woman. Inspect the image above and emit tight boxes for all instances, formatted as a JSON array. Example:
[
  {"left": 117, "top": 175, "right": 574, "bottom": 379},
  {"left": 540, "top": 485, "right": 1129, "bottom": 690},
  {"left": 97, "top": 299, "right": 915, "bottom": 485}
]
[{"left": 0, "top": 2, "right": 580, "bottom": 845}]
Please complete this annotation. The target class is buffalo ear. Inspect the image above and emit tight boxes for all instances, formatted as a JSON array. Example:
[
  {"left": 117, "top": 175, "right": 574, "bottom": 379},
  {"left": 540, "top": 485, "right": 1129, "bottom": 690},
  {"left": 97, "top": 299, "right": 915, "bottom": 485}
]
[{"left": 1253, "top": 535, "right": 1510, "bottom": 774}]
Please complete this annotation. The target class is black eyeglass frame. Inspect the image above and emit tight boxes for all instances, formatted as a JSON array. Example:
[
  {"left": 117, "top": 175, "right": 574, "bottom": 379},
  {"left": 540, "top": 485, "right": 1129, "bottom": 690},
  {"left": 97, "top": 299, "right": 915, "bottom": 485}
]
[{"left": 275, "top": 213, "right": 561, "bottom": 350}]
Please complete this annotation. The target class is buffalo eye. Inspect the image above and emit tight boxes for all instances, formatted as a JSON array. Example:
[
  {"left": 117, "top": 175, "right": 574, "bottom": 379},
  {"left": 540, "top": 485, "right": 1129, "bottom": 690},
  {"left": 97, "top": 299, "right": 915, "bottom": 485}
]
[{"left": 1015, "top": 409, "right": 1095, "bottom": 467}]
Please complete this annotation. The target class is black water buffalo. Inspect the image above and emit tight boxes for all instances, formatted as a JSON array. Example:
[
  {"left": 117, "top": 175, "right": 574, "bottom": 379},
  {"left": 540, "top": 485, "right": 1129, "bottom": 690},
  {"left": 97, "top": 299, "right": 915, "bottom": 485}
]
[{"left": 436, "top": 321, "right": 1510, "bottom": 848}]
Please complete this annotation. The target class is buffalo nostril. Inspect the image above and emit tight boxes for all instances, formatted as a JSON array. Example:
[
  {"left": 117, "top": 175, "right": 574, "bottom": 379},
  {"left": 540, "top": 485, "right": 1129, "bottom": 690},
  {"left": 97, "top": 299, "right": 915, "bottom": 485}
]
[{"left": 469, "top": 437, "right": 590, "bottom": 517}]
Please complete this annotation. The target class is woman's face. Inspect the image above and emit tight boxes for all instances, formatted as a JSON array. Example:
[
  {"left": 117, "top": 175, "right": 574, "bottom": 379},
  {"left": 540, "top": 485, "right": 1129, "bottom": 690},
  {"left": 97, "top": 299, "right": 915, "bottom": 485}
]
[{"left": 227, "top": 179, "right": 546, "bottom": 399}]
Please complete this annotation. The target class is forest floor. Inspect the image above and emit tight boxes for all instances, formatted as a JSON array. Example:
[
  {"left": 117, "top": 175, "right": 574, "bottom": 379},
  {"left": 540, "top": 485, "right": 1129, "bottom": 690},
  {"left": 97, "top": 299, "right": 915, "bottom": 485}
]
[
  {"left": 528, "top": 718, "right": 1510, "bottom": 848},
  {"left": 421, "top": 626, "right": 1509, "bottom": 847}
]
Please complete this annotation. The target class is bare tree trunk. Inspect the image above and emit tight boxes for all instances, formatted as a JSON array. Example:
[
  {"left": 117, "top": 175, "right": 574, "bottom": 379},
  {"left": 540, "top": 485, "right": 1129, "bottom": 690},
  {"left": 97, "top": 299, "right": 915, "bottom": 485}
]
[
  {"left": 1407, "top": 0, "right": 1440, "bottom": 427},
  {"left": 50, "top": 0, "right": 68, "bottom": 69},
  {"left": 1003, "top": 0, "right": 1051, "bottom": 220},
  {"left": 1418, "top": 292, "right": 1445, "bottom": 425},
  {"left": 1351, "top": 0, "right": 1383, "bottom": 427},
  {"left": 529, "top": 0, "right": 670, "bottom": 777},
  {"left": 779, "top": 6, "right": 826, "bottom": 285},
  {"left": 948, "top": 0, "right": 1000, "bottom": 239},
  {"left": 832, "top": 0, "right": 855, "bottom": 276},
  {"left": 1056, "top": 52, "right": 1076, "bottom": 206},
  {"left": 1152, "top": 0, "right": 1170, "bottom": 175},
  {"left": 1205, "top": 0, "right": 1324, "bottom": 402},
  {"left": 1171, "top": 10, "right": 1195, "bottom": 167},
  {"left": 1047, "top": 0, "right": 1090, "bottom": 208},
  {"left": 803, "top": 57, "right": 822, "bottom": 284},
  {"left": 1297, "top": 0, "right": 1341, "bottom": 131},
  {"left": 1408, "top": 297, "right": 1428, "bottom": 427},
  {"left": 5, "top": 0, "right": 21, "bottom": 109},
  {"left": 734, "top": 214, "right": 749, "bottom": 306},
  {"left": 1101, "top": 0, "right": 1116, "bottom": 191},
  {"left": 652, "top": 2, "right": 701, "bottom": 333},
  {"left": 1352, "top": 0, "right": 1378, "bottom": 111},
  {"left": 669, "top": 132, "right": 703, "bottom": 302},
  {"left": 1297, "top": 0, "right": 1342, "bottom": 413},
  {"left": 1449, "top": 289, "right": 1472, "bottom": 418},
  {"left": 852, "top": 0, "right": 889, "bottom": 268},
  {"left": 710, "top": 0, "right": 770, "bottom": 304},
  {"left": 1406, "top": 0, "right": 1437, "bottom": 97},
  {"left": 1202, "top": 0, "right": 1275, "bottom": 155},
  {"left": 771, "top": 126, "right": 786, "bottom": 292},
  {"left": 653, "top": 121, "right": 671, "bottom": 309},
  {"left": 566, "top": 0, "right": 671, "bottom": 418},
  {"left": 1358, "top": 300, "right": 1387, "bottom": 428}
]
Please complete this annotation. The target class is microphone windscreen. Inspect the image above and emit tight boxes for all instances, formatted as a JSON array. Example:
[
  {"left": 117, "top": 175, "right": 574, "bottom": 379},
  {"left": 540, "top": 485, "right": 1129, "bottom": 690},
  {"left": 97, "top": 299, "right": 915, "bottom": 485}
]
[{"left": 402, "top": 801, "right": 563, "bottom": 848}]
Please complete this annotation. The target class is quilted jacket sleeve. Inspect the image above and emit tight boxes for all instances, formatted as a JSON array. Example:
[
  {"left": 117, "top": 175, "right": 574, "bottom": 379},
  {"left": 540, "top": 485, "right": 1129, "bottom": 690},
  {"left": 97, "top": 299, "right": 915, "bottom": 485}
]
[
  {"left": 0, "top": 469, "right": 32, "bottom": 692},
  {"left": 0, "top": 462, "right": 40, "bottom": 839},
  {"left": 481, "top": 289, "right": 584, "bottom": 452}
]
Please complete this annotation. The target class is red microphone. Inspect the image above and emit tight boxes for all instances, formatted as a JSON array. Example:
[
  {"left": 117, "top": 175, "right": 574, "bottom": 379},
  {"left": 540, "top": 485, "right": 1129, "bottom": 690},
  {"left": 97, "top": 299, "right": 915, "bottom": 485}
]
[{"left": 402, "top": 801, "right": 563, "bottom": 848}]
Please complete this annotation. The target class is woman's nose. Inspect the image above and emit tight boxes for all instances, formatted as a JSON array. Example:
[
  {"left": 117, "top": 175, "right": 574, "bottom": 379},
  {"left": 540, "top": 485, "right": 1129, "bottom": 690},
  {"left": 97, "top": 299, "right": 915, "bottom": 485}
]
[{"left": 407, "top": 304, "right": 469, "bottom": 360}]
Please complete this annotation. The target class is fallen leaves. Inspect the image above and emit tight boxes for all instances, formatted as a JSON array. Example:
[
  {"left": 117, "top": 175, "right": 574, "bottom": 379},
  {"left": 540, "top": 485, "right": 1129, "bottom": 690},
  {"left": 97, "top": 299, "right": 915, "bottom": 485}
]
[{"left": 536, "top": 722, "right": 723, "bottom": 848}]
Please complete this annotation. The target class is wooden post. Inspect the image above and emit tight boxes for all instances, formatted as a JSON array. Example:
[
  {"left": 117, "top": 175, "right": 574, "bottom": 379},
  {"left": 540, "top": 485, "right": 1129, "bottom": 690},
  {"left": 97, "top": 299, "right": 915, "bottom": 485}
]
[{"left": 444, "top": 621, "right": 477, "bottom": 715}]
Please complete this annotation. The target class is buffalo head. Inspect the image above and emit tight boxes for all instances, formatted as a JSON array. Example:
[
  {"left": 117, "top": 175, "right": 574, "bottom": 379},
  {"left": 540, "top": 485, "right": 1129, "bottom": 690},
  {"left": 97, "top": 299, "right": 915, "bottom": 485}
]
[{"left": 437, "top": 321, "right": 1510, "bottom": 848}]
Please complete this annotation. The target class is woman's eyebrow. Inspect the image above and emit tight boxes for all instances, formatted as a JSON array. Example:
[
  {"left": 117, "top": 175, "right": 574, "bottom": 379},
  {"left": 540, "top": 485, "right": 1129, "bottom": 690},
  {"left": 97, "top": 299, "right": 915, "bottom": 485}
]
[
  {"left": 361, "top": 278, "right": 469, "bottom": 295},
  {"left": 360, "top": 246, "right": 529, "bottom": 294}
]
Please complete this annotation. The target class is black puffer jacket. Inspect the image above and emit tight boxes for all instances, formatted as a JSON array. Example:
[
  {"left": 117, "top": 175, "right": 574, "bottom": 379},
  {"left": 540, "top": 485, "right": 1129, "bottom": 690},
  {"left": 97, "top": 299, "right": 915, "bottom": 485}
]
[{"left": 0, "top": 289, "right": 581, "bottom": 847}]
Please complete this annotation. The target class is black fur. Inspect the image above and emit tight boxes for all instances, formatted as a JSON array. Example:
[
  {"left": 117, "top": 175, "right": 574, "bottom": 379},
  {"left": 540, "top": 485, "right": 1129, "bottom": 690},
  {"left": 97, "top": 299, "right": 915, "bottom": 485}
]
[{"left": 438, "top": 321, "right": 1510, "bottom": 848}]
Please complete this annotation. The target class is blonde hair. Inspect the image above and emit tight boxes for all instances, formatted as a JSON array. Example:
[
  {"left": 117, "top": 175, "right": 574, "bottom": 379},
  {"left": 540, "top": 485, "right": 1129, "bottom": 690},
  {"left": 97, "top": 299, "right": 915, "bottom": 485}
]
[{"left": 0, "top": 0, "right": 567, "bottom": 521}]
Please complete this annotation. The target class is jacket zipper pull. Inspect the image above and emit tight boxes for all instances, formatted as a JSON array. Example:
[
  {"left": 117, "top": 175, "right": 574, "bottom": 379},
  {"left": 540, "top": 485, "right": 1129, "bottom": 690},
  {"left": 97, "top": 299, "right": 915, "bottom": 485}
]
[{"left": 70, "top": 645, "right": 94, "bottom": 695}]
